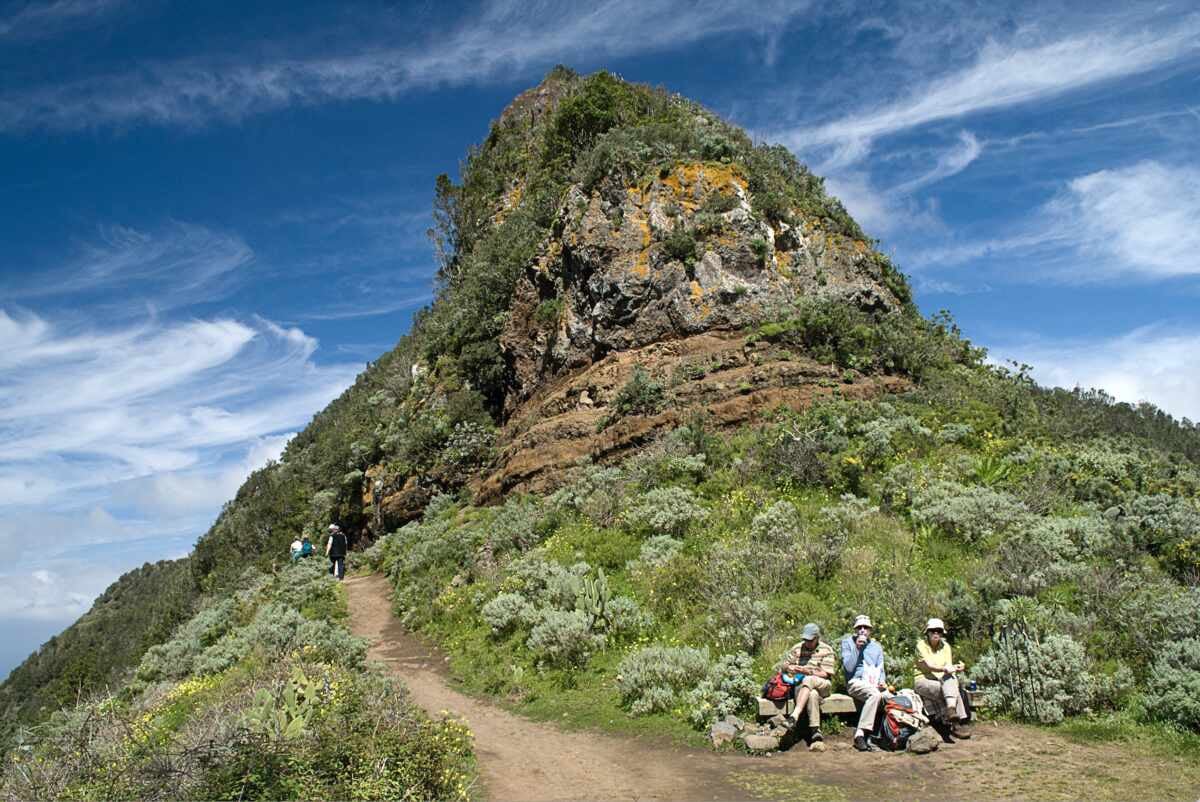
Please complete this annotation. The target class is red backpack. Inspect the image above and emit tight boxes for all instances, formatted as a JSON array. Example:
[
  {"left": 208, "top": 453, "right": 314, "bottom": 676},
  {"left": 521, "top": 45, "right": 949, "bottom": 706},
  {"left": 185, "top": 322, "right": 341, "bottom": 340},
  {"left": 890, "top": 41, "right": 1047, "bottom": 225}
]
[{"left": 762, "top": 672, "right": 793, "bottom": 701}]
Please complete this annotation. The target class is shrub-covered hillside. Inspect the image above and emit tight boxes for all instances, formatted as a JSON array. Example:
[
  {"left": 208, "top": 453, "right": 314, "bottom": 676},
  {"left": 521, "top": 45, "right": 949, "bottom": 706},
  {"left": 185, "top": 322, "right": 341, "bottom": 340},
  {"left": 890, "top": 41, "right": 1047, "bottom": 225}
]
[
  {"left": 363, "top": 360, "right": 1200, "bottom": 739},
  {"left": 1, "top": 560, "right": 474, "bottom": 801}
]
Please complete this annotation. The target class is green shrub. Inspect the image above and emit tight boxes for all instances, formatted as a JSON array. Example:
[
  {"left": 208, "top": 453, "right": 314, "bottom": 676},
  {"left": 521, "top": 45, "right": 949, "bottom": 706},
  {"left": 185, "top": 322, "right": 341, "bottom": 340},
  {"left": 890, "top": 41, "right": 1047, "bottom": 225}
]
[
  {"left": 624, "top": 486, "right": 707, "bottom": 536},
  {"left": 485, "top": 495, "right": 551, "bottom": 560},
  {"left": 684, "top": 652, "right": 758, "bottom": 728},
  {"left": 974, "top": 631, "right": 1096, "bottom": 724},
  {"left": 661, "top": 225, "right": 698, "bottom": 265},
  {"left": 535, "top": 298, "right": 563, "bottom": 327},
  {"left": 617, "top": 645, "right": 711, "bottom": 715},
  {"left": 480, "top": 592, "right": 536, "bottom": 636},
  {"left": 526, "top": 609, "right": 605, "bottom": 668},
  {"left": 909, "top": 480, "right": 1028, "bottom": 543},
  {"left": 991, "top": 515, "right": 1110, "bottom": 596},
  {"left": 611, "top": 367, "right": 666, "bottom": 420},
  {"left": 509, "top": 558, "right": 590, "bottom": 611},
  {"left": 707, "top": 593, "right": 767, "bottom": 653},
  {"left": 749, "top": 236, "right": 768, "bottom": 262},
  {"left": 605, "top": 596, "right": 654, "bottom": 640},
  {"left": 550, "top": 463, "right": 627, "bottom": 526},
  {"left": 135, "top": 598, "right": 238, "bottom": 682},
  {"left": 1141, "top": 639, "right": 1200, "bottom": 731},
  {"left": 632, "top": 535, "right": 683, "bottom": 569}
]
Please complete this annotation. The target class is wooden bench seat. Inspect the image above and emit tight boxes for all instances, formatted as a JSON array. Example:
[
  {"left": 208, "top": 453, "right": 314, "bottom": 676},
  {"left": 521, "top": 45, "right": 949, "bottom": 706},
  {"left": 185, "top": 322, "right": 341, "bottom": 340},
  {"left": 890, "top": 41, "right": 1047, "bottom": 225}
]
[{"left": 756, "top": 693, "right": 856, "bottom": 718}]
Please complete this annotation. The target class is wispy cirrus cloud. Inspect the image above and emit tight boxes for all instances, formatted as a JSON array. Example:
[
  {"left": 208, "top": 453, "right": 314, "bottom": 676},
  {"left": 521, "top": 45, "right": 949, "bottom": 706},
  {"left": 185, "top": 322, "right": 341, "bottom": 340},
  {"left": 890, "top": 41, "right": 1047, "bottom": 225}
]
[
  {"left": 824, "top": 131, "right": 982, "bottom": 236},
  {"left": 2, "top": 222, "right": 253, "bottom": 313},
  {"left": 0, "top": 302, "right": 359, "bottom": 630},
  {"left": 781, "top": 15, "right": 1200, "bottom": 167},
  {"left": 0, "top": 0, "right": 125, "bottom": 41},
  {"left": 0, "top": 0, "right": 812, "bottom": 131},
  {"left": 914, "top": 160, "right": 1200, "bottom": 281},
  {"left": 0, "top": 309, "right": 359, "bottom": 506}
]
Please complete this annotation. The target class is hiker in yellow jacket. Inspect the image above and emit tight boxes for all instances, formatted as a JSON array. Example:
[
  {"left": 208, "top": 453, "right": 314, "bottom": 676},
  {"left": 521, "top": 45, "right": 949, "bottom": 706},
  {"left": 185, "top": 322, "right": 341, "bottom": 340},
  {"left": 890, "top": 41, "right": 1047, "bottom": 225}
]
[{"left": 914, "top": 617, "right": 972, "bottom": 742}]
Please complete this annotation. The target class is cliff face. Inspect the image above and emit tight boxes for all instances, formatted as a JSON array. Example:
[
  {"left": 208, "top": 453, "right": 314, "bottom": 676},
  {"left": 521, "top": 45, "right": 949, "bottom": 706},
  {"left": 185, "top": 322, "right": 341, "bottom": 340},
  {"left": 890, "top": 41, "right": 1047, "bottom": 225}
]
[{"left": 502, "top": 160, "right": 900, "bottom": 407}]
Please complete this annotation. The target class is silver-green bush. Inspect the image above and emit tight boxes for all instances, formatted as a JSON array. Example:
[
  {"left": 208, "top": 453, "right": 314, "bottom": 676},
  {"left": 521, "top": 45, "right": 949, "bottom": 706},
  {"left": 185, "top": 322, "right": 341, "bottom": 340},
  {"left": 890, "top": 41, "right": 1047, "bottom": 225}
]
[
  {"left": 1140, "top": 638, "right": 1200, "bottom": 731},
  {"left": 617, "top": 645, "right": 711, "bottom": 715}
]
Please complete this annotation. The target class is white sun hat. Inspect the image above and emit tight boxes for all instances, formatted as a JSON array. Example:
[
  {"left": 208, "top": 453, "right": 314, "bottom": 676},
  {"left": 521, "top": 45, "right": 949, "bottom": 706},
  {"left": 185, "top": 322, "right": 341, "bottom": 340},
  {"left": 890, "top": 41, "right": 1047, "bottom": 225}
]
[
  {"left": 925, "top": 617, "right": 946, "bottom": 632},
  {"left": 853, "top": 614, "right": 872, "bottom": 629}
]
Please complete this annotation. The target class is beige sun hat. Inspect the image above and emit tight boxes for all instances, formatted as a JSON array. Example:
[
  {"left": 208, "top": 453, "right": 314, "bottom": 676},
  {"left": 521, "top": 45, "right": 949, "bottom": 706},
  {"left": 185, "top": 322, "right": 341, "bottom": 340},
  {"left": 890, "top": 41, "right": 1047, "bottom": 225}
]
[
  {"left": 925, "top": 617, "right": 946, "bottom": 632},
  {"left": 852, "top": 614, "right": 872, "bottom": 629}
]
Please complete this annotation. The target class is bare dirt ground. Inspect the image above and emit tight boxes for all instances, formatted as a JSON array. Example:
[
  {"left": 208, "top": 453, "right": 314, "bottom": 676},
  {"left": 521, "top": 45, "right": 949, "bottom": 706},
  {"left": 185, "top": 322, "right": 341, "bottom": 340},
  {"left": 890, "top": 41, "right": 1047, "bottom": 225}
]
[{"left": 347, "top": 574, "right": 1200, "bottom": 801}]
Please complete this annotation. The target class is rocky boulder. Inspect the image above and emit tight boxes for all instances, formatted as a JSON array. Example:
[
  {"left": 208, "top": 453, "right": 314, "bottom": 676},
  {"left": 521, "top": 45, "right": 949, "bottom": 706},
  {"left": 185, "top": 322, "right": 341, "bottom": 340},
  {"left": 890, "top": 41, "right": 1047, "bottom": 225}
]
[{"left": 501, "top": 161, "right": 904, "bottom": 413}]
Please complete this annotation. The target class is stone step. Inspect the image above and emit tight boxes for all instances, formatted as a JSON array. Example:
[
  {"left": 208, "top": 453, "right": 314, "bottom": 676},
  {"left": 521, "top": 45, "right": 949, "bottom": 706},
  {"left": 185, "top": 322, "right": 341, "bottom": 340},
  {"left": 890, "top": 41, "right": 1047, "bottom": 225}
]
[{"left": 756, "top": 693, "right": 856, "bottom": 718}]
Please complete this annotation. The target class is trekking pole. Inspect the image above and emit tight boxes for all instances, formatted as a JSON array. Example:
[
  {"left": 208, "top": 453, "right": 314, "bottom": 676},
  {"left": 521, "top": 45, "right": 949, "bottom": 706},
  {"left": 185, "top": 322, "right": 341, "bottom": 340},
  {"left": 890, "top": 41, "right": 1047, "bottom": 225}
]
[
  {"left": 1007, "top": 625, "right": 1035, "bottom": 721},
  {"left": 997, "top": 627, "right": 1024, "bottom": 720},
  {"left": 1021, "top": 623, "right": 1048, "bottom": 724}
]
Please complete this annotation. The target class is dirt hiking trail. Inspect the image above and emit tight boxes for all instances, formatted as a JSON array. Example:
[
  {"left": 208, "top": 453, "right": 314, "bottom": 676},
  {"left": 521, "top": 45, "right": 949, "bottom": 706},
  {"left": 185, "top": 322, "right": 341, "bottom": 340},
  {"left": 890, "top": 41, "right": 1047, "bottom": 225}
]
[{"left": 347, "top": 574, "right": 1200, "bottom": 801}]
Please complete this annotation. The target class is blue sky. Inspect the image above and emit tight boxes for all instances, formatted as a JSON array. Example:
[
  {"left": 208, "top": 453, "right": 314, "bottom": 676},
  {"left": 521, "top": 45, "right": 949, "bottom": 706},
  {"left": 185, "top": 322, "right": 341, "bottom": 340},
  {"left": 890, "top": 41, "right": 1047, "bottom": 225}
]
[{"left": 1, "top": 0, "right": 1198, "bottom": 678}]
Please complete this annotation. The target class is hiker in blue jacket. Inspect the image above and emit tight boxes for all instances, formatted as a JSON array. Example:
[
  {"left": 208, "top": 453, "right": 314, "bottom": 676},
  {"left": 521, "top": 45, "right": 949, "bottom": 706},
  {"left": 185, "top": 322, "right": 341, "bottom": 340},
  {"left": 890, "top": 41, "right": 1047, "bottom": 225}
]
[{"left": 841, "top": 614, "right": 887, "bottom": 752}]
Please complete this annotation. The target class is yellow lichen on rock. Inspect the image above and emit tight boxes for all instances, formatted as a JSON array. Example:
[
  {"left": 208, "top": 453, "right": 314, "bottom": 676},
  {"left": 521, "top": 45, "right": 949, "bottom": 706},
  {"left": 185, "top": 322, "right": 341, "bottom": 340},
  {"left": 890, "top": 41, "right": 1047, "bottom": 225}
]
[
  {"left": 632, "top": 212, "right": 652, "bottom": 278},
  {"left": 776, "top": 249, "right": 793, "bottom": 277},
  {"left": 660, "top": 162, "right": 747, "bottom": 212}
]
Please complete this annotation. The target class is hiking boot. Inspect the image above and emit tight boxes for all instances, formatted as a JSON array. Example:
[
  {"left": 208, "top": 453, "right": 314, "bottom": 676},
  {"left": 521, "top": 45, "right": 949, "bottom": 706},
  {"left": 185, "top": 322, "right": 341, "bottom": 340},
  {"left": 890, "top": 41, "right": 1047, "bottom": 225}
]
[
  {"left": 951, "top": 724, "right": 972, "bottom": 740},
  {"left": 853, "top": 734, "right": 870, "bottom": 752},
  {"left": 808, "top": 729, "right": 823, "bottom": 745}
]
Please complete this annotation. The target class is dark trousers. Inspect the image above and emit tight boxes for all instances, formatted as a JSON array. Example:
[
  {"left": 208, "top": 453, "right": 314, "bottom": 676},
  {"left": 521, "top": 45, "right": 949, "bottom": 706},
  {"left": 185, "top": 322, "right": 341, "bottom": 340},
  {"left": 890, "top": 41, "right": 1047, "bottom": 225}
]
[{"left": 329, "top": 556, "right": 345, "bottom": 579}]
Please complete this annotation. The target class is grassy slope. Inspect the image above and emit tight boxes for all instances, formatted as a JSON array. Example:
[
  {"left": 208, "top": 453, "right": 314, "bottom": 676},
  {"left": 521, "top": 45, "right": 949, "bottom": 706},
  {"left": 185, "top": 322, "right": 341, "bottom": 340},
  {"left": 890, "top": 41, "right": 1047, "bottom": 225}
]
[
  {"left": 2, "top": 561, "right": 476, "bottom": 800},
  {"left": 364, "top": 358, "right": 1200, "bottom": 756}
]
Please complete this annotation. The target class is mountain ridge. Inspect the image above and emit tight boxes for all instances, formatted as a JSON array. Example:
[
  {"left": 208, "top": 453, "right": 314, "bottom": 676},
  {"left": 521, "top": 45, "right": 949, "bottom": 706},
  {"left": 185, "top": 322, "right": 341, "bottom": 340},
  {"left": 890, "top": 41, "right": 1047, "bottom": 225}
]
[{"left": 4, "top": 68, "right": 1200, "bottom": 780}]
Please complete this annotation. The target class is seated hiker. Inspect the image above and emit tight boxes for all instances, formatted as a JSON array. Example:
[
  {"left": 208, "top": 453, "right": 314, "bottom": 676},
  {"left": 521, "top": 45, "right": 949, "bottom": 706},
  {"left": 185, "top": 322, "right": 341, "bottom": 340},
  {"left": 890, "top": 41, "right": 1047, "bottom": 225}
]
[
  {"left": 914, "top": 617, "right": 971, "bottom": 742},
  {"left": 781, "top": 622, "right": 835, "bottom": 747},
  {"left": 841, "top": 614, "right": 887, "bottom": 752}
]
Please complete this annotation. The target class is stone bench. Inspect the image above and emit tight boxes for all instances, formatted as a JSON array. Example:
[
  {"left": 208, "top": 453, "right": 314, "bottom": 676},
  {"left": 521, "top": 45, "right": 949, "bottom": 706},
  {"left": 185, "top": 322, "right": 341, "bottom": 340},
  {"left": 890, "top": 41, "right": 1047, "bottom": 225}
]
[
  {"left": 760, "top": 689, "right": 988, "bottom": 719},
  {"left": 756, "top": 693, "right": 857, "bottom": 719}
]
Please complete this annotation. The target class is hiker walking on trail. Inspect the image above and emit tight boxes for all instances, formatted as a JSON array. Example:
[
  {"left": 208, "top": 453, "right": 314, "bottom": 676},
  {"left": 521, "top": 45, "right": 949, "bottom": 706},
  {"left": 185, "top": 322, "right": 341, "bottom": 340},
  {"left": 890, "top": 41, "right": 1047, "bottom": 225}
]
[
  {"left": 841, "top": 614, "right": 887, "bottom": 752},
  {"left": 782, "top": 622, "right": 835, "bottom": 749},
  {"left": 914, "top": 617, "right": 972, "bottom": 743},
  {"left": 325, "top": 524, "right": 347, "bottom": 580}
]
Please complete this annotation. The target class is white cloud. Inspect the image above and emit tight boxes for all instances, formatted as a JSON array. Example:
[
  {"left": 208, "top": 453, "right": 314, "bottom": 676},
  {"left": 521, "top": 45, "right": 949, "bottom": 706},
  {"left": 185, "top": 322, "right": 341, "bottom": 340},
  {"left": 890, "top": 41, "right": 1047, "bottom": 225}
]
[
  {"left": 0, "top": 566, "right": 95, "bottom": 621},
  {"left": 0, "top": 0, "right": 125, "bottom": 40},
  {"left": 823, "top": 132, "right": 979, "bottom": 236},
  {"left": 892, "top": 131, "right": 983, "bottom": 194},
  {"left": 1050, "top": 161, "right": 1200, "bottom": 279},
  {"left": 1, "top": 222, "right": 253, "bottom": 311},
  {"left": 913, "top": 160, "right": 1200, "bottom": 281},
  {"left": 781, "top": 16, "right": 1200, "bottom": 165},
  {"left": 0, "top": 310, "right": 358, "bottom": 506},
  {"left": 0, "top": 0, "right": 812, "bottom": 131},
  {"left": 996, "top": 326, "right": 1200, "bottom": 422}
]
